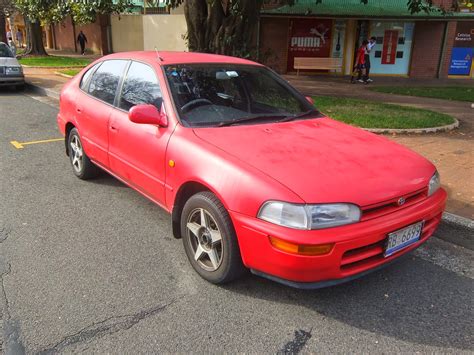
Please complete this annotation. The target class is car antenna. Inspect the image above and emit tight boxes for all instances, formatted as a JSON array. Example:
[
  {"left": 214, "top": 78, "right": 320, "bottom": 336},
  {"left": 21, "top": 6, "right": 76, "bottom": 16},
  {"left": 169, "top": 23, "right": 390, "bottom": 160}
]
[{"left": 154, "top": 47, "right": 164, "bottom": 62}]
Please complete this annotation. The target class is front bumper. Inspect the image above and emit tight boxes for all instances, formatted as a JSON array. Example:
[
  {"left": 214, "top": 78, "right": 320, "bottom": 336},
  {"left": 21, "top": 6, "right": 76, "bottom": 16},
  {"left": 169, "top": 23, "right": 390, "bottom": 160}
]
[
  {"left": 0, "top": 74, "right": 25, "bottom": 86},
  {"left": 231, "top": 188, "right": 447, "bottom": 287}
]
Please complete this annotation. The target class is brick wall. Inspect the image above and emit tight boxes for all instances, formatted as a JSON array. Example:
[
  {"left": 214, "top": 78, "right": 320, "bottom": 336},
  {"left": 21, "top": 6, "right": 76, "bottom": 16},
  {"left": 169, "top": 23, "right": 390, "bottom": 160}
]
[
  {"left": 259, "top": 17, "right": 289, "bottom": 73},
  {"left": 52, "top": 15, "right": 109, "bottom": 55},
  {"left": 409, "top": 21, "right": 446, "bottom": 78}
]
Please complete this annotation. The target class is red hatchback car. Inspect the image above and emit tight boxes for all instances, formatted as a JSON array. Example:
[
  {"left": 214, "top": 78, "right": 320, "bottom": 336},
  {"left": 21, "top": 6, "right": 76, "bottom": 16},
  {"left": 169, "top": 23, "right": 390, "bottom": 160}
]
[{"left": 57, "top": 52, "right": 447, "bottom": 288}]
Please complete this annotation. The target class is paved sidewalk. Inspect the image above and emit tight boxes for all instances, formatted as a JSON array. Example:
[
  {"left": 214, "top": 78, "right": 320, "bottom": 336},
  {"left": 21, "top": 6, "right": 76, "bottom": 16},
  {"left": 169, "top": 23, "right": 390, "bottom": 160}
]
[{"left": 23, "top": 69, "right": 474, "bottom": 219}]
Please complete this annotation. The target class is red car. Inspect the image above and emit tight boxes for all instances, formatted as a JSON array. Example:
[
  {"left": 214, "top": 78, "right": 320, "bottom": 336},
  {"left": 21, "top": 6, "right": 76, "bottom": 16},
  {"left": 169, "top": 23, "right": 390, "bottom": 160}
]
[{"left": 57, "top": 52, "right": 446, "bottom": 288}]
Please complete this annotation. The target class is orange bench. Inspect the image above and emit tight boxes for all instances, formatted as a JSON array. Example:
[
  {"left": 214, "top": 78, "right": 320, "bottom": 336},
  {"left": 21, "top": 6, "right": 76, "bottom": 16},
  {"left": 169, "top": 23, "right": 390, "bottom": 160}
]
[{"left": 294, "top": 57, "right": 343, "bottom": 75}]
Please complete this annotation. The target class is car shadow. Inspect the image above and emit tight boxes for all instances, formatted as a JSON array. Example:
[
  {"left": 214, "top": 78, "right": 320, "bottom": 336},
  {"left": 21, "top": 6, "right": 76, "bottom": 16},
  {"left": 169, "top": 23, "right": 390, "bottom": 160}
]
[
  {"left": 89, "top": 170, "right": 129, "bottom": 188},
  {"left": 224, "top": 255, "right": 473, "bottom": 350}
]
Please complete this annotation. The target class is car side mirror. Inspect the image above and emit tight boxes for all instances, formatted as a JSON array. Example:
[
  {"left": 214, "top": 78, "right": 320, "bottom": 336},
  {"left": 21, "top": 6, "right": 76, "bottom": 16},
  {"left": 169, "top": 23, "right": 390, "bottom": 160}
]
[
  {"left": 128, "top": 104, "right": 168, "bottom": 127},
  {"left": 306, "top": 96, "right": 314, "bottom": 105}
]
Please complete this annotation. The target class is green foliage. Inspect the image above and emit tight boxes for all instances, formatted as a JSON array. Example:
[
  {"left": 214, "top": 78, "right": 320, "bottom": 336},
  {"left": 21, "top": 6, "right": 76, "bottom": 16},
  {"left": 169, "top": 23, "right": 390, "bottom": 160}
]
[
  {"left": 18, "top": 55, "right": 92, "bottom": 66},
  {"left": 12, "top": 0, "right": 133, "bottom": 23}
]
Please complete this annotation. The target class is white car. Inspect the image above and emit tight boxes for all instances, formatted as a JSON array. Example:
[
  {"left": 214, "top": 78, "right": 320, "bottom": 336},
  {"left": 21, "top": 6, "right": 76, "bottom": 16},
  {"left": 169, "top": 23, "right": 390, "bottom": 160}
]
[{"left": 0, "top": 42, "right": 24, "bottom": 89}]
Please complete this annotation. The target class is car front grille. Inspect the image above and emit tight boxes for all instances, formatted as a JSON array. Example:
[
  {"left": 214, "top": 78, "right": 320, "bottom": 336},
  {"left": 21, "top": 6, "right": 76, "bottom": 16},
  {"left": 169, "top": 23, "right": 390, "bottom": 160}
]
[
  {"left": 340, "top": 212, "right": 442, "bottom": 274},
  {"left": 360, "top": 187, "right": 428, "bottom": 222}
]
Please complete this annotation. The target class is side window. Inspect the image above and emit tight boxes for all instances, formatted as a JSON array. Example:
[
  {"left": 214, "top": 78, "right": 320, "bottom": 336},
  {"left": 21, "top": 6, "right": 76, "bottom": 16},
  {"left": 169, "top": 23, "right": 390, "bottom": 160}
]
[
  {"left": 80, "top": 62, "right": 101, "bottom": 91},
  {"left": 88, "top": 60, "right": 128, "bottom": 105},
  {"left": 119, "top": 61, "right": 162, "bottom": 112}
]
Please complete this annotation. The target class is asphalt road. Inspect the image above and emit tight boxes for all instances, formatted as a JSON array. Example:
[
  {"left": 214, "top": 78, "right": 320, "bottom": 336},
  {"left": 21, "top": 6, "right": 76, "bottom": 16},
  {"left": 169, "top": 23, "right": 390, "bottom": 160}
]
[{"left": 1, "top": 89, "right": 473, "bottom": 354}]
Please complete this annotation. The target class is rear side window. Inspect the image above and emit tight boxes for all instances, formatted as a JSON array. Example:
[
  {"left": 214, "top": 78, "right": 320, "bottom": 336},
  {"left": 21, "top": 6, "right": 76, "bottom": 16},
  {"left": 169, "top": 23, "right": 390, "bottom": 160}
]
[
  {"left": 80, "top": 62, "right": 101, "bottom": 91},
  {"left": 119, "top": 61, "right": 162, "bottom": 111},
  {"left": 88, "top": 60, "right": 128, "bottom": 105}
]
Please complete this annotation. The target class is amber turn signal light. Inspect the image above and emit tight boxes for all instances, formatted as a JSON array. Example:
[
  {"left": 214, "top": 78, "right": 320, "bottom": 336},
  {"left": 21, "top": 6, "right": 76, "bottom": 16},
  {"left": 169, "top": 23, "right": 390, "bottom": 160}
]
[{"left": 269, "top": 236, "right": 334, "bottom": 256}]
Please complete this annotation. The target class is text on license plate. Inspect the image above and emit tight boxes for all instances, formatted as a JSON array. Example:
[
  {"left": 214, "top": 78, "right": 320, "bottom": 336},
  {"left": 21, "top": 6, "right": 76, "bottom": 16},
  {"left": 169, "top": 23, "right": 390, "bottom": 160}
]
[{"left": 384, "top": 221, "right": 424, "bottom": 257}]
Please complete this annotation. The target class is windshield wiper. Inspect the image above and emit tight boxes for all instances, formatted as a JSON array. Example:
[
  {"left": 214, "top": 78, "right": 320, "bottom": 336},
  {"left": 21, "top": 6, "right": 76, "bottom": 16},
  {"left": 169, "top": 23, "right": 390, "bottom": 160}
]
[
  {"left": 218, "top": 114, "right": 288, "bottom": 127},
  {"left": 277, "top": 109, "right": 320, "bottom": 123}
]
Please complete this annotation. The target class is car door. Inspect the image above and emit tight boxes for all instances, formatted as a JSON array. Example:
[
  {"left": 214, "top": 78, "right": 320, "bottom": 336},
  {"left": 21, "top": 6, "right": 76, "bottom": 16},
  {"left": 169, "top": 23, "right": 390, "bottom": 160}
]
[
  {"left": 108, "top": 61, "right": 171, "bottom": 206},
  {"left": 76, "top": 59, "right": 128, "bottom": 168}
]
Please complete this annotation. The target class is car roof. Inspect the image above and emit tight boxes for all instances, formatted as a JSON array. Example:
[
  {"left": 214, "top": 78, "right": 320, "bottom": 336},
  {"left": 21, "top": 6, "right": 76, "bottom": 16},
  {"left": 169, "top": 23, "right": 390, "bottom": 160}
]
[{"left": 99, "top": 51, "right": 263, "bottom": 67}]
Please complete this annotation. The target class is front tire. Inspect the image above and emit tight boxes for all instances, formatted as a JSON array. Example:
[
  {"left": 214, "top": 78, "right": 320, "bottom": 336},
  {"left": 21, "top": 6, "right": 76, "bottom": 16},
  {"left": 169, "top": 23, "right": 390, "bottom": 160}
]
[
  {"left": 67, "top": 128, "right": 99, "bottom": 179},
  {"left": 181, "top": 191, "right": 246, "bottom": 284}
]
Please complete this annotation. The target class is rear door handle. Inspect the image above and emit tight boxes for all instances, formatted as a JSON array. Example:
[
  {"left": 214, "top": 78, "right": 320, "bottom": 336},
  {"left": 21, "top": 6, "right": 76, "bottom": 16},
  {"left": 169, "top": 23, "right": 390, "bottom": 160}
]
[
  {"left": 110, "top": 125, "right": 119, "bottom": 132},
  {"left": 76, "top": 108, "right": 82, "bottom": 113}
]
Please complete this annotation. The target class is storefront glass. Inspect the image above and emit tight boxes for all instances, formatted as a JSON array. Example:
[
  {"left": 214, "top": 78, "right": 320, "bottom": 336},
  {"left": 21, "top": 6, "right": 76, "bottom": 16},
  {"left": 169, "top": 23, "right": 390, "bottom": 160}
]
[
  {"left": 331, "top": 20, "right": 346, "bottom": 65},
  {"left": 369, "top": 21, "right": 415, "bottom": 75}
]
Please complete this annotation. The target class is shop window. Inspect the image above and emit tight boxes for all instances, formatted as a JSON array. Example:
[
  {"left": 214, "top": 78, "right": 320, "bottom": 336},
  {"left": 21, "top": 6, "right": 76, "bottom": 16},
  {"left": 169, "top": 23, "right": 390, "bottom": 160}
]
[{"left": 368, "top": 21, "right": 414, "bottom": 75}]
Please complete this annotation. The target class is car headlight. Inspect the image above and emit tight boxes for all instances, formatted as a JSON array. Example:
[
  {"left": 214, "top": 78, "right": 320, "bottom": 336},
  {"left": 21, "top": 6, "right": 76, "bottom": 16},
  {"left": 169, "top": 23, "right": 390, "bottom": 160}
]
[
  {"left": 258, "top": 201, "right": 361, "bottom": 230},
  {"left": 428, "top": 171, "right": 440, "bottom": 197},
  {"left": 6, "top": 66, "right": 22, "bottom": 75}
]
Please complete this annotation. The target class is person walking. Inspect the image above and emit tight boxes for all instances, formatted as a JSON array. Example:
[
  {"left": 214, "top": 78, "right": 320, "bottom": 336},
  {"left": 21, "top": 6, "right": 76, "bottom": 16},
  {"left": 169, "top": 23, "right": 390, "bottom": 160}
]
[
  {"left": 77, "top": 31, "right": 88, "bottom": 55},
  {"left": 16, "top": 29, "right": 23, "bottom": 48},
  {"left": 365, "top": 36, "right": 376, "bottom": 83},
  {"left": 350, "top": 40, "right": 368, "bottom": 84}
]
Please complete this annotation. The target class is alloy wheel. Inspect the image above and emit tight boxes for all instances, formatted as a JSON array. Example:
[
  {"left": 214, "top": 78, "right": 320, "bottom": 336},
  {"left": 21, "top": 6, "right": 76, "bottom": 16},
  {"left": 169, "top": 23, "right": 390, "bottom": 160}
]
[
  {"left": 186, "top": 208, "right": 223, "bottom": 272},
  {"left": 70, "top": 135, "right": 83, "bottom": 173}
]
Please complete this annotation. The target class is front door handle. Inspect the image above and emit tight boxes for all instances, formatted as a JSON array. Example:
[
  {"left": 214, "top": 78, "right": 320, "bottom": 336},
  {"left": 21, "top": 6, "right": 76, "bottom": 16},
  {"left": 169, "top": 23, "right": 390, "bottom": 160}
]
[{"left": 110, "top": 125, "right": 119, "bottom": 132}]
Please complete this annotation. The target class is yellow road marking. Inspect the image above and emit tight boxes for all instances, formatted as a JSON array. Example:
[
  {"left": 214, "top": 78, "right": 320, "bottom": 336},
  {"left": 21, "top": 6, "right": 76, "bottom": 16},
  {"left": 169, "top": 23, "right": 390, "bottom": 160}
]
[{"left": 10, "top": 138, "right": 63, "bottom": 149}]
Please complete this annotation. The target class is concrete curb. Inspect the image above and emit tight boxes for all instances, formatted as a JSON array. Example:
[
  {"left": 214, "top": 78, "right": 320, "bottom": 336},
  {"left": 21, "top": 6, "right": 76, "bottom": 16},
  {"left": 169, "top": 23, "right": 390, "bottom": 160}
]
[
  {"left": 438, "top": 213, "right": 474, "bottom": 251},
  {"left": 54, "top": 71, "right": 74, "bottom": 79},
  {"left": 442, "top": 212, "right": 474, "bottom": 230},
  {"left": 364, "top": 118, "right": 459, "bottom": 134}
]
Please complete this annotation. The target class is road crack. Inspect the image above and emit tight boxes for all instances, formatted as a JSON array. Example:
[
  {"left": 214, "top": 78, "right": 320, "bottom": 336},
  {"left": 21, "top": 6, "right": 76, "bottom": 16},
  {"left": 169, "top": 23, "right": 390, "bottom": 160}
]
[
  {"left": 278, "top": 328, "right": 313, "bottom": 354},
  {"left": 0, "top": 227, "right": 11, "bottom": 243},
  {"left": 37, "top": 300, "right": 175, "bottom": 354},
  {"left": 1, "top": 258, "right": 26, "bottom": 355}
]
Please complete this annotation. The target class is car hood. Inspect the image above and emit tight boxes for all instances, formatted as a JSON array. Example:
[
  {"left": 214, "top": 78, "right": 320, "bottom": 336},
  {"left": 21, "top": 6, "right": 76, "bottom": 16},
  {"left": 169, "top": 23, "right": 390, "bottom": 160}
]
[
  {"left": 0, "top": 57, "right": 20, "bottom": 66},
  {"left": 193, "top": 117, "right": 434, "bottom": 207}
]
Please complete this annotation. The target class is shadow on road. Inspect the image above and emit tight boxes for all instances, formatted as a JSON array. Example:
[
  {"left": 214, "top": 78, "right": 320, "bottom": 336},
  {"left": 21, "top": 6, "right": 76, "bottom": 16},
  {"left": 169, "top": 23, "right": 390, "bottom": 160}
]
[{"left": 225, "top": 256, "right": 473, "bottom": 351}]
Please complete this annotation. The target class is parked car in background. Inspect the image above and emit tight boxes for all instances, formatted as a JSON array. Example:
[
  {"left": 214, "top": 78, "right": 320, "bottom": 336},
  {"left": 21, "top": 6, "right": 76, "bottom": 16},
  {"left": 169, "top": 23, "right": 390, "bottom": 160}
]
[
  {"left": 0, "top": 42, "right": 24, "bottom": 90},
  {"left": 57, "top": 51, "right": 446, "bottom": 289}
]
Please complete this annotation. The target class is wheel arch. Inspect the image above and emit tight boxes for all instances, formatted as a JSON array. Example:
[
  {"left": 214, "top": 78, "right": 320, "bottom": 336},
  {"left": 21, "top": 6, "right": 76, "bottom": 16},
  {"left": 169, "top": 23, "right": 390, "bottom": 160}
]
[
  {"left": 171, "top": 181, "right": 220, "bottom": 239},
  {"left": 64, "top": 122, "right": 76, "bottom": 156}
]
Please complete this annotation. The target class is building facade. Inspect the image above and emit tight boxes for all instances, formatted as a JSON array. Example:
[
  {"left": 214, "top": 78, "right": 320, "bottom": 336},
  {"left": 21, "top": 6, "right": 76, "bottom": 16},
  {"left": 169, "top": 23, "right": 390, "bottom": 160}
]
[{"left": 259, "top": 0, "right": 474, "bottom": 79}]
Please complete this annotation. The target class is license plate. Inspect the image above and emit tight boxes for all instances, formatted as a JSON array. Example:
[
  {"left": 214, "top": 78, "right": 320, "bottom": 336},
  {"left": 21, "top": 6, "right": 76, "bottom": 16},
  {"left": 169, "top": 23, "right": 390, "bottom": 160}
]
[{"left": 384, "top": 221, "right": 424, "bottom": 257}]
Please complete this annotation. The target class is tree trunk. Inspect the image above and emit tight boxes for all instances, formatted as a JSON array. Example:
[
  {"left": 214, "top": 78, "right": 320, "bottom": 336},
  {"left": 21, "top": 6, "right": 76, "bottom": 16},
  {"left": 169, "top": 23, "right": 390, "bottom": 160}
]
[
  {"left": 184, "top": 0, "right": 207, "bottom": 52},
  {"left": 24, "top": 18, "right": 47, "bottom": 56},
  {"left": 183, "top": 0, "right": 263, "bottom": 59},
  {"left": 0, "top": 13, "right": 7, "bottom": 43}
]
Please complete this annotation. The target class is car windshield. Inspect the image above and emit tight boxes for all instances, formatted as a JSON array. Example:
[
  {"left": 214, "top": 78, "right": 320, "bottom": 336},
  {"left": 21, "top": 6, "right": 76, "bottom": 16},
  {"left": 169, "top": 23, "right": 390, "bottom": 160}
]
[
  {"left": 0, "top": 43, "right": 14, "bottom": 58},
  {"left": 164, "top": 64, "right": 320, "bottom": 127}
]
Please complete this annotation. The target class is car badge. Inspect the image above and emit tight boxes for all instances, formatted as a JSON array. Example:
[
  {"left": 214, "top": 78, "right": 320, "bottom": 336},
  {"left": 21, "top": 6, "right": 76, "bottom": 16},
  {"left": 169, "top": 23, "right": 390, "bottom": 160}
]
[{"left": 397, "top": 197, "right": 406, "bottom": 206}]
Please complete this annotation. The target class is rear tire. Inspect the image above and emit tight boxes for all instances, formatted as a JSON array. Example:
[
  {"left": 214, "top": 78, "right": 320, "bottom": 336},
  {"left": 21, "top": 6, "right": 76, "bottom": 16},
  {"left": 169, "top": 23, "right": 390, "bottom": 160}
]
[
  {"left": 181, "top": 191, "right": 246, "bottom": 284},
  {"left": 67, "top": 128, "right": 99, "bottom": 180}
]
